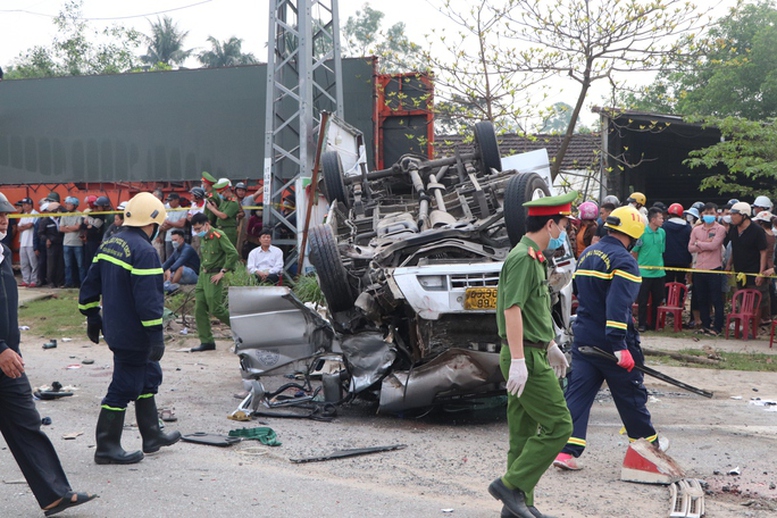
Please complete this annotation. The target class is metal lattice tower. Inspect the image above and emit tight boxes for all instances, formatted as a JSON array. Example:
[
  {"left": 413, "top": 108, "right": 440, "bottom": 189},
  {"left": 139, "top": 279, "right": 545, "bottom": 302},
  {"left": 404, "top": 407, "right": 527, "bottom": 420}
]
[{"left": 263, "top": 0, "right": 344, "bottom": 255}]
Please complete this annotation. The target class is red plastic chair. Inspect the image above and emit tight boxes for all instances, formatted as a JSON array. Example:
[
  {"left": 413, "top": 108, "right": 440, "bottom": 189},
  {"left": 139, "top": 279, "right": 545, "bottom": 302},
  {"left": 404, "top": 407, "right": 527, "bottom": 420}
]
[
  {"left": 769, "top": 320, "right": 776, "bottom": 349},
  {"left": 725, "top": 289, "right": 762, "bottom": 341},
  {"left": 656, "top": 282, "right": 688, "bottom": 332}
]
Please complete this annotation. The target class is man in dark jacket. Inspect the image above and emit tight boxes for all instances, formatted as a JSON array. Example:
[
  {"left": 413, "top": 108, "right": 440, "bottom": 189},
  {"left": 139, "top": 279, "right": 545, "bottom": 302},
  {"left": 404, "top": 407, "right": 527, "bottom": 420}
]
[
  {"left": 0, "top": 191, "right": 96, "bottom": 515},
  {"left": 662, "top": 203, "right": 693, "bottom": 285},
  {"left": 79, "top": 192, "right": 180, "bottom": 465},
  {"left": 38, "top": 201, "right": 65, "bottom": 288},
  {"left": 162, "top": 229, "right": 200, "bottom": 293}
]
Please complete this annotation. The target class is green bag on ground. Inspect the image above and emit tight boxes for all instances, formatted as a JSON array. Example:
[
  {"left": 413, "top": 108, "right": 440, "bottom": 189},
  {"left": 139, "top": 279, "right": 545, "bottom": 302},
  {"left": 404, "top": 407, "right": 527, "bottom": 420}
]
[{"left": 228, "top": 426, "right": 281, "bottom": 446}]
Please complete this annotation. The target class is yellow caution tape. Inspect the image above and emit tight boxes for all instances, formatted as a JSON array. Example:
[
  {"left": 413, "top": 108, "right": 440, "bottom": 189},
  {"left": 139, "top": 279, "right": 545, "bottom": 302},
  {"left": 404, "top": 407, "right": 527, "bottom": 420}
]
[{"left": 640, "top": 265, "right": 774, "bottom": 282}]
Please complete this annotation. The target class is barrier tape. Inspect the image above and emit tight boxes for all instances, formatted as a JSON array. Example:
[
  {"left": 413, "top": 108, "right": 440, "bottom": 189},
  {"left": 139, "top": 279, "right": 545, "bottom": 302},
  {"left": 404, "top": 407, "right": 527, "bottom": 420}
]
[
  {"left": 639, "top": 265, "right": 773, "bottom": 283},
  {"left": 7, "top": 204, "right": 278, "bottom": 219}
]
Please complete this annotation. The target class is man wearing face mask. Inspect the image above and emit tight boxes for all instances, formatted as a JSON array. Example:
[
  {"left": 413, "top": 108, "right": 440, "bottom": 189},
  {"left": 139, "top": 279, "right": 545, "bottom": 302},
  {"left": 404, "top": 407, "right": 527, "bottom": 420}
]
[
  {"left": 162, "top": 229, "right": 200, "bottom": 294},
  {"left": 189, "top": 212, "right": 240, "bottom": 352},
  {"left": 78, "top": 192, "right": 180, "bottom": 465},
  {"left": 554, "top": 205, "right": 665, "bottom": 472},
  {"left": 688, "top": 203, "right": 726, "bottom": 335},
  {"left": 488, "top": 191, "right": 575, "bottom": 518}
]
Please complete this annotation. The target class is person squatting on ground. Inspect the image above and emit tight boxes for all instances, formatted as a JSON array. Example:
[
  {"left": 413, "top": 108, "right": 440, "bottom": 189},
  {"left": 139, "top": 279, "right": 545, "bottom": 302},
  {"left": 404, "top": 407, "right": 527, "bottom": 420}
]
[
  {"left": 688, "top": 203, "right": 727, "bottom": 336},
  {"left": 162, "top": 228, "right": 200, "bottom": 294},
  {"left": 246, "top": 229, "right": 284, "bottom": 284},
  {"left": 554, "top": 205, "right": 665, "bottom": 472},
  {"left": 78, "top": 192, "right": 181, "bottom": 465},
  {"left": 0, "top": 192, "right": 97, "bottom": 516},
  {"left": 189, "top": 212, "right": 240, "bottom": 352},
  {"left": 633, "top": 207, "right": 666, "bottom": 331},
  {"left": 488, "top": 191, "right": 575, "bottom": 518}
]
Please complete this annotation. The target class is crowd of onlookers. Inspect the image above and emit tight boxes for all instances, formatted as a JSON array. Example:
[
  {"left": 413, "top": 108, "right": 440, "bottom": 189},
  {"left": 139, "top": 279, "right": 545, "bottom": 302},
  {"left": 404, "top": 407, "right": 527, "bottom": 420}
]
[
  {"left": 5, "top": 179, "right": 286, "bottom": 292},
  {"left": 568, "top": 193, "right": 777, "bottom": 338}
]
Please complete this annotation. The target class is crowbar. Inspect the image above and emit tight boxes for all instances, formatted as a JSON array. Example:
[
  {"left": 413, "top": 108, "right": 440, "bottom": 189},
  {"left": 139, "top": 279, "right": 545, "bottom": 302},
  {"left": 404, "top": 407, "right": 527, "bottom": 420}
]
[
  {"left": 290, "top": 444, "right": 407, "bottom": 464},
  {"left": 578, "top": 347, "right": 713, "bottom": 399}
]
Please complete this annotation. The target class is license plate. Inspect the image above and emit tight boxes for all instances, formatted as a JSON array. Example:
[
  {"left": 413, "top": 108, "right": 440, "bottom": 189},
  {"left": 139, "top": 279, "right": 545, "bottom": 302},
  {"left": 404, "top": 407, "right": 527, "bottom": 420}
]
[{"left": 464, "top": 287, "right": 498, "bottom": 310}]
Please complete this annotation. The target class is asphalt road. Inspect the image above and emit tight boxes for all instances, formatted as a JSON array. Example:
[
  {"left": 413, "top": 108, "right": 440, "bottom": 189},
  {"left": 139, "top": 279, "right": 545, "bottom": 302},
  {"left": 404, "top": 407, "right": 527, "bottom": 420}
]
[{"left": 2, "top": 290, "right": 776, "bottom": 517}]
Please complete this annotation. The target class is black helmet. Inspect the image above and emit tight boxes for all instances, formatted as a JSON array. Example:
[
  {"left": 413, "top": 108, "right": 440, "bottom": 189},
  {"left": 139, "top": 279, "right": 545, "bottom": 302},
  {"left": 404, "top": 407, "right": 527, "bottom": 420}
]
[
  {"left": 190, "top": 187, "right": 206, "bottom": 199},
  {"left": 691, "top": 201, "right": 704, "bottom": 212},
  {"left": 95, "top": 196, "right": 110, "bottom": 207}
]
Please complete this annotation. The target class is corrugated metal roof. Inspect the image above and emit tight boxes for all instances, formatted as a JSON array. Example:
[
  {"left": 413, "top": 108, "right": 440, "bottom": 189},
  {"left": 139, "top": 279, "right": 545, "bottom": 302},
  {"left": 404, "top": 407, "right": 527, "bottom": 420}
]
[{"left": 434, "top": 133, "right": 601, "bottom": 171}]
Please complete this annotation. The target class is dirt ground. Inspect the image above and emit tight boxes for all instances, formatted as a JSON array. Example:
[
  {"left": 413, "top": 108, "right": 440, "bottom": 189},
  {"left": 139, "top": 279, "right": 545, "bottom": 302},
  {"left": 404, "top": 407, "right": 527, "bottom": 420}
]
[{"left": 2, "top": 293, "right": 777, "bottom": 517}]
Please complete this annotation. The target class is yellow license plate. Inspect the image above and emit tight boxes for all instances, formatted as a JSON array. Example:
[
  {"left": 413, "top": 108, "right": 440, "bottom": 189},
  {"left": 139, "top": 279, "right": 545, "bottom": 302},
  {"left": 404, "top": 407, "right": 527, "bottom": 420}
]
[{"left": 464, "top": 287, "right": 498, "bottom": 310}]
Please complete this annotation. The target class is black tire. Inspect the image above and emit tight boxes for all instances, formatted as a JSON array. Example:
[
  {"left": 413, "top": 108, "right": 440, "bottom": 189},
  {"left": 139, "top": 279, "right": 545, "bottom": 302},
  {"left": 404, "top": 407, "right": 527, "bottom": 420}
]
[
  {"left": 474, "top": 121, "right": 502, "bottom": 175},
  {"left": 504, "top": 172, "right": 551, "bottom": 247},
  {"left": 321, "top": 151, "right": 350, "bottom": 209},
  {"left": 308, "top": 224, "right": 355, "bottom": 313}
]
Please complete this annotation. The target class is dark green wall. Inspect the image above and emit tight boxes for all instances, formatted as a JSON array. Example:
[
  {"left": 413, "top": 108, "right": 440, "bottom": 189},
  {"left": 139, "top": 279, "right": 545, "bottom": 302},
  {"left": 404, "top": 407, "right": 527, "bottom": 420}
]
[{"left": 0, "top": 58, "right": 375, "bottom": 184}]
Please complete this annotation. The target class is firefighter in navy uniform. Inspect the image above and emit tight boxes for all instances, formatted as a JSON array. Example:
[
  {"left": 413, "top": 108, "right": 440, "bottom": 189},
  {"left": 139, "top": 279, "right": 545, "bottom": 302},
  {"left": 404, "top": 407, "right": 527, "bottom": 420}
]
[
  {"left": 553, "top": 205, "right": 663, "bottom": 471},
  {"left": 79, "top": 192, "right": 181, "bottom": 465}
]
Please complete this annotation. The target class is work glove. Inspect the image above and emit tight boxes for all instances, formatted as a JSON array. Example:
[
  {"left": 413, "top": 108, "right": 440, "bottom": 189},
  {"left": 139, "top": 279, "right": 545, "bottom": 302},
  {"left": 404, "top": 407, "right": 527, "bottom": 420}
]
[
  {"left": 149, "top": 339, "right": 165, "bottom": 362},
  {"left": 547, "top": 344, "right": 569, "bottom": 379},
  {"left": 86, "top": 315, "right": 102, "bottom": 344},
  {"left": 614, "top": 349, "right": 635, "bottom": 372},
  {"left": 506, "top": 358, "right": 528, "bottom": 397}
]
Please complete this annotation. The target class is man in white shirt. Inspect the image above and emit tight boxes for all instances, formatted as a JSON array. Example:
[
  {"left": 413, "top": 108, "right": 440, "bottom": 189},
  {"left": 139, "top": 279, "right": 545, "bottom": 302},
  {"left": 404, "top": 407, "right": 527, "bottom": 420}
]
[
  {"left": 162, "top": 193, "right": 188, "bottom": 259},
  {"left": 246, "top": 230, "right": 283, "bottom": 284},
  {"left": 16, "top": 198, "right": 38, "bottom": 287}
]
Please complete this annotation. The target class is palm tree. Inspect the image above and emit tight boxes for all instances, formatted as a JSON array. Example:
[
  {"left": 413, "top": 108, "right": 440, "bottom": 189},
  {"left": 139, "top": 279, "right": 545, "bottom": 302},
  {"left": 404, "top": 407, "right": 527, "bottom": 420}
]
[
  {"left": 141, "top": 16, "right": 192, "bottom": 67},
  {"left": 198, "top": 36, "right": 257, "bottom": 68}
]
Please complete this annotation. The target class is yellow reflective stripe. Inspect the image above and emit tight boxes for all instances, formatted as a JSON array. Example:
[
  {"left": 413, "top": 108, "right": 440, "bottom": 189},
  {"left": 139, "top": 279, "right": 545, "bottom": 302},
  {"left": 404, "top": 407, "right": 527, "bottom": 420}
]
[
  {"left": 629, "top": 434, "right": 658, "bottom": 443},
  {"left": 95, "top": 254, "right": 162, "bottom": 276},
  {"left": 78, "top": 301, "right": 100, "bottom": 311},
  {"left": 137, "top": 393, "right": 154, "bottom": 400},
  {"left": 100, "top": 405, "right": 126, "bottom": 412},
  {"left": 132, "top": 267, "right": 164, "bottom": 276},
  {"left": 574, "top": 269, "right": 613, "bottom": 280},
  {"left": 96, "top": 253, "right": 131, "bottom": 271},
  {"left": 567, "top": 437, "right": 586, "bottom": 447},
  {"left": 141, "top": 318, "right": 163, "bottom": 327},
  {"left": 606, "top": 320, "right": 628, "bottom": 330},
  {"left": 613, "top": 269, "right": 641, "bottom": 283}
]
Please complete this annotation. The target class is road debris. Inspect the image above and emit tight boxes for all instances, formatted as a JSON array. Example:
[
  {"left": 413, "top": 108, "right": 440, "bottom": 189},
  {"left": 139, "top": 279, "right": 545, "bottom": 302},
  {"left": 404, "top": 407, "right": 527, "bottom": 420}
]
[
  {"left": 62, "top": 431, "right": 83, "bottom": 440},
  {"left": 669, "top": 478, "right": 705, "bottom": 518},
  {"left": 289, "top": 444, "right": 407, "bottom": 464},
  {"left": 181, "top": 432, "right": 241, "bottom": 447},
  {"left": 42, "top": 339, "right": 57, "bottom": 349},
  {"left": 621, "top": 438, "right": 684, "bottom": 485}
]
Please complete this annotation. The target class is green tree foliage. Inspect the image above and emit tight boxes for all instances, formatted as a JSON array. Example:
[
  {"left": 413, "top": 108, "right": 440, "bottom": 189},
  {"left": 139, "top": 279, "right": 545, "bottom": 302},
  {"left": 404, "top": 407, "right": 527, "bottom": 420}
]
[
  {"left": 501, "top": 0, "right": 710, "bottom": 178},
  {"left": 5, "top": 0, "right": 140, "bottom": 79},
  {"left": 635, "top": 1, "right": 777, "bottom": 119},
  {"left": 342, "top": 3, "right": 424, "bottom": 73},
  {"left": 198, "top": 36, "right": 258, "bottom": 68},
  {"left": 685, "top": 116, "right": 777, "bottom": 199},
  {"left": 141, "top": 15, "right": 193, "bottom": 67}
]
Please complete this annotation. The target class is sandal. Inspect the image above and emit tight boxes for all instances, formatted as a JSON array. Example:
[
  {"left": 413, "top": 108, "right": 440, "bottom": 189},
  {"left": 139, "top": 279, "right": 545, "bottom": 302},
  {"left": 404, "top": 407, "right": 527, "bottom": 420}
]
[
  {"left": 159, "top": 408, "right": 178, "bottom": 422},
  {"left": 44, "top": 491, "right": 98, "bottom": 516}
]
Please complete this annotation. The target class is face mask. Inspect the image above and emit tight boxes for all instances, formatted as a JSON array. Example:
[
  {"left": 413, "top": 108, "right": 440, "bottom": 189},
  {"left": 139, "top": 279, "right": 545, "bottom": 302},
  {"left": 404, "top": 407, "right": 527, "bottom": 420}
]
[
  {"left": 702, "top": 215, "right": 716, "bottom": 224},
  {"left": 547, "top": 224, "right": 566, "bottom": 251},
  {"left": 196, "top": 230, "right": 207, "bottom": 238},
  {"left": 172, "top": 240, "right": 180, "bottom": 249}
]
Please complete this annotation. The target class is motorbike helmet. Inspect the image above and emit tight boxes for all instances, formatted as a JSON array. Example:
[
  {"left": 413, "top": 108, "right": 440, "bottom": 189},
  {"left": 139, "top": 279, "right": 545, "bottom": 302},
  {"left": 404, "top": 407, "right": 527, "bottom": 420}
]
[
  {"left": 667, "top": 203, "right": 684, "bottom": 217},
  {"left": 577, "top": 201, "right": 599, "bottom": 221}
]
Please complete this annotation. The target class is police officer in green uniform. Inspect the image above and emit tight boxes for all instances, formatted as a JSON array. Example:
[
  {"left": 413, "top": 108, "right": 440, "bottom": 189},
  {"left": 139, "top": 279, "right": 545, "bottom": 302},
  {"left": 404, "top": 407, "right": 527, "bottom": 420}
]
[
  {"left": 205, "top": 178, "right": 240, "bottom": 247},
  {"left": 200, "top": 171, "right": 220, "bottom": 226},
  {"left": 189, "top": 212, "right": 240, "bottom": 352},
  {"left": 488, "top": 191, "right": 576, "bottom": 518}
]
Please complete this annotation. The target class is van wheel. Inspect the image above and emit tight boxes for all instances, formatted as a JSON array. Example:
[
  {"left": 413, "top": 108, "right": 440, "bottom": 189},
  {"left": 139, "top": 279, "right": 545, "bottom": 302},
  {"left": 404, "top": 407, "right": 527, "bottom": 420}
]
[{"left": 504, "top": 173, "right": 551, "bottom": 247}]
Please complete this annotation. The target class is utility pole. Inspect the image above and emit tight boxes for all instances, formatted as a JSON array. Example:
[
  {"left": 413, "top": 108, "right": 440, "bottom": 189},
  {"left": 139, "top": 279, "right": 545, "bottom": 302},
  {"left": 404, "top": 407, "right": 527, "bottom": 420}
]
[{"left": 263, "top": 0, "right": 344, "bottom": 267}]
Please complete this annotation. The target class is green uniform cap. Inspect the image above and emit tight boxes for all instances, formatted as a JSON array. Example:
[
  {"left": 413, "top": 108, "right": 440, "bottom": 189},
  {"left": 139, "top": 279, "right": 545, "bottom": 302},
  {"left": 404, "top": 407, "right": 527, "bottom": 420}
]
[
  {"left": 201, "top": 171, "right": 218, "bottom": 184},
  {"left": 522, "top": 190, "right": 578, "bottom": 216}
]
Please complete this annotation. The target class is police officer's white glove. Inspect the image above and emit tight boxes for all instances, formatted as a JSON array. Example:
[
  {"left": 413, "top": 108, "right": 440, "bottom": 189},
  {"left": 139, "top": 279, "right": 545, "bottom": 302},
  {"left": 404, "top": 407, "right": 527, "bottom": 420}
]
[
  {"left": 506, "top": 359, "right": 528, "bottom": 397},
  {"left": 547, "top": 343, "right": 569, "bottom": 379}
]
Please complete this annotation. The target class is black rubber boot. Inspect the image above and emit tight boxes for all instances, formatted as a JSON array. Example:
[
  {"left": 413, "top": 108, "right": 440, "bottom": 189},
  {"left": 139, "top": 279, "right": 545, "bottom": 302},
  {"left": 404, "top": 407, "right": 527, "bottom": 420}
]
[
  {"left": 135, "top": 396, "right": 181, "bottom": 454},
  {"left": 94, "top": 407, "right": 144, "bottom": 465}
]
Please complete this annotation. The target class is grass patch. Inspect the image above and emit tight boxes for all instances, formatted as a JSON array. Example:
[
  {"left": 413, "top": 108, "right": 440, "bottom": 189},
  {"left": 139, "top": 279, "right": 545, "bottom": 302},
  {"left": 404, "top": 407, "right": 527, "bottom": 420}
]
[
  {"left": 650, "top": 348, "right": 777, "bottom": 372},
  {"left": 18, "top": 289, "right": 85, "bottom": 338}
]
